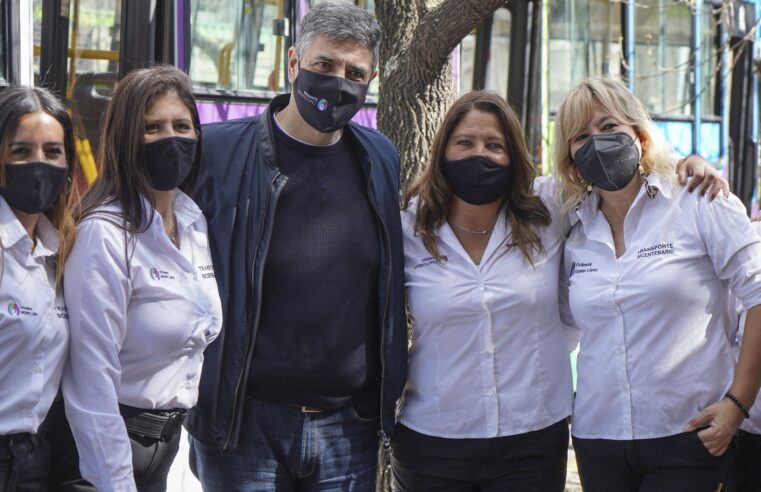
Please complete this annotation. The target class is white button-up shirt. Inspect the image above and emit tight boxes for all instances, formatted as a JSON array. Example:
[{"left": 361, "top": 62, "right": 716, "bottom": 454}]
[
  {"left": 62, "top": 191, "right": 222, "bottom": 492},
  {"left": 0, "top": 196, "right": 67, "bottom": 435},
  {"left": 565, "top": 172, "right": 761, "bottom": 440},
  {"left": 734, "top": 221, "right": 761, "bottom": 435},
  {"left": 398, "top": 177, "right": 575, "bottom": 439}
]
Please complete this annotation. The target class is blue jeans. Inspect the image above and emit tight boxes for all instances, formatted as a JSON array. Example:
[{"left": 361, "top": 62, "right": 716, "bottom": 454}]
[{"left": 189, "top": 398, "right": 379, "bottom": 492}]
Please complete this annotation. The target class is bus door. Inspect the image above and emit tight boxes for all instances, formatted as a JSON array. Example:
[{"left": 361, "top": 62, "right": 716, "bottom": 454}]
[{"left": 34, "top": 0, "right": 175, "bottom": 188}]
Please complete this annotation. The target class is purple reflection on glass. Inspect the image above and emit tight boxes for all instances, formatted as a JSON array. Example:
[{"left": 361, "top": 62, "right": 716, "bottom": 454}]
[{"left": 196, "top": 101, "right": 377, "bottom": 129}]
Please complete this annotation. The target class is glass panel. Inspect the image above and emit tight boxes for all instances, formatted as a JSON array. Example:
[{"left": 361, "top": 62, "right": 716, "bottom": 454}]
[
  {"left": 66, "top": 0, "right": 121, "bottom": 184},
  {"left": 484, "top": 8, "right": 510, "bottom": 99},
  {"left": 305, "top": 0, "right": 379, "bottom": 99},
  {"left": 0, "top": 1, "right": 6, "bottom": 84},
  {"left": 633, "top": 0, "right": 692, "bottom": 116},
  {"left": 459, "top": 31, "right": 476, "bottom": 93},
  {"left": 700, "top": 2, "right": 718, "bottom": 117},
  {"left": 33, "top": 0, "right": 41, "bottom": 79},
  {"left": 190, "top": 0, "right": 284, "bottom": 93},
  {"left": 548, "top": 0, "right": 622, "bottom": 110}
]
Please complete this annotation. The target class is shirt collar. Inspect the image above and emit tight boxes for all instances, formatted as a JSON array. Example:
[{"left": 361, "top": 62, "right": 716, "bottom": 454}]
[
  {"left": 0, "top": 195, "right": 28, "bottom": 249},
  {"left": 0, "top": 195, "right": 59, "bottom": 257},
  {"left": 33, "top": 214, "right": 60, "bottom": 257},
  {"left": 140, "top": 190, "right": 202, "bottom": 237},
  {"left": 570, "top": 171, "right": 674, "bottom": 227}
]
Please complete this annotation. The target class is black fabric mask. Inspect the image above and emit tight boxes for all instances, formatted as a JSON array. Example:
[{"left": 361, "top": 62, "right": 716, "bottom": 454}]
[
  {"left": 442, "top": 155, "right": 512, "bottom": 205},
  {"left": 293, "top": 67, "right": 368, "bottom": 133},
  {"left": 0, "top": 162, "right": 67, "bottom": 214},
  {"left": 142, "top": 137, "right": 197, "bottom": 192},
  {"left": 573, "top": 133, "right": 640, "bottom": 192}
]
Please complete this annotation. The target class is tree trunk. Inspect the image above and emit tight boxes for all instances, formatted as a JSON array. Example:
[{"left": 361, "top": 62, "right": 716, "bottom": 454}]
[
  {"left": 373, "top": 2, "right": 507, "bottom": 491},
  {"left": 376, "top": 0, "right": 507, "bottom": 193}
]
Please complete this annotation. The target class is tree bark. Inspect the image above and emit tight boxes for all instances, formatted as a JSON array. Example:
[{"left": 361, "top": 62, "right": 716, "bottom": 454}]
[{"left": 376, "top": 0, "right": 507, "bottom": 193}]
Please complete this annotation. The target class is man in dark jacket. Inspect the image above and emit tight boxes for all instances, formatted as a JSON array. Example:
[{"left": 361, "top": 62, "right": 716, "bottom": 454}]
[{"left": 186, "top": 3, "right": 407, "bottom": 490}]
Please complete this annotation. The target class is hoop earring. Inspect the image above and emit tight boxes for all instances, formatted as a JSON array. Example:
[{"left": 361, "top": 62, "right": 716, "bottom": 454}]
[{"left": 63, "top": 176, "right": 73, "bottom": 195}]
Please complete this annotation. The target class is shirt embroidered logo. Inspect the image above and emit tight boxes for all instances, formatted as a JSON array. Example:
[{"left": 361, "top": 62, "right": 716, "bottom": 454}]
[
  {"left": 6, "top": 301, "right": 37, "bottom": 317},
  {"left": 414, "top": 255, "right": 448, "bottom": 270},
  {"left": 7, "top": 302, "right": 20, "bottom": 316},
  {"left": 150, "top": 267, "right": 161, "bottom": 281},
  {"left": 636, "top": 243, "right": 675, "bottom": 259},
  {"left": 569, "top": 261, "right": 597, "bottom": 277}
]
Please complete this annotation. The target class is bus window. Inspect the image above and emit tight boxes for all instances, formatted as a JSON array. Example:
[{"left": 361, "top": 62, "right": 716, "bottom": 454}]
[
  {"left": 0, "top": 3, "right": 6, "bottom": 85},
  {"left": 33, "top": 0, "right": 121, "bottom": 185},
  {"left": 701, "top": 5, "right": 719, "bottom": 118},
  {"left": 459, "top": 8, "right": 511, "bottom": 99},
  {"left": 189, "top": 0, "right": 284, "bottom": 94},
  {"left": 548, "top": 0, "right": 622, "bottom": 110},
  {"left": 634, "top": 0, "right": 692, "bottom": 116},
  {"left": 484, "top": 8, "right": 511, "bottom": 99}
]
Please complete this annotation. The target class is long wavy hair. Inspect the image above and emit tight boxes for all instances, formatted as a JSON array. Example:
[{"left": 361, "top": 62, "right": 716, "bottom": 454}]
[
  {"left": 404, "top": 90, "right": 551, "bottom": 265},
  {"left": 74, "top": 65, "right": 202, "bottom": 232},
  {"left": 554, "top": 76, "right": 676, "bottom": 216},
  {"left": 0, "top": 86, "right": 78, "bottom": 285}
]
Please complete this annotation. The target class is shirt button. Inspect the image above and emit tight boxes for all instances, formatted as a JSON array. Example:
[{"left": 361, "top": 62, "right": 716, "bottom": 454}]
[
  {"left": 486, "top": 389, "right": 495, "bottom": 396},
  {"left": 32, "top": 364, "right": 43, "bottom": 374},
  {"left": 486, "top": 344, "right": 494, "bottom": 354},
  {"left": 184, "top": 381, "right": 191, "bottom": 389}
]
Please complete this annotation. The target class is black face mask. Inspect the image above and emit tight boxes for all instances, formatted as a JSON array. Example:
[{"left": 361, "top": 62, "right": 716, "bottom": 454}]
[
  {"left": 293, "top": 67, "right": 369, "bottom": 133},
  {"left": 573, "top": 132, "right": 640, "bottom": 192},
  {"left": 442, "top": 155, "right": 512, "bottom": 205},
  {"left": 0, "top": 162, "right": 67, "bottom": 214},
  {"left": 142, "top": 137, "right": 197, "bottom": 192}
]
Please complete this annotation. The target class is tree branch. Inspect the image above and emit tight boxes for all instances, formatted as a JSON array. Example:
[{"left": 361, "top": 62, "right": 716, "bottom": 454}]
[{"left": 409, "top": 0, "right": 505, "bottom": 74}]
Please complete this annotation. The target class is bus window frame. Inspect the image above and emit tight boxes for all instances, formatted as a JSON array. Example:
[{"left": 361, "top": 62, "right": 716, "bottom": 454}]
[{"left": 2, "top": 0, "right": 22, "bottom": 86}]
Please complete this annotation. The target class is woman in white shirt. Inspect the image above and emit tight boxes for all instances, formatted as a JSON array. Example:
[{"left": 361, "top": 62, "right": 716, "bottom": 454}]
[
  {"left": 554, "top": 76, "right": 761, "bottom": 492},
  {"left": 55, "top": 66, "right": 222, "bottom": 492},
  {"left": 0, "top": 86, "right": 76, "bottom": 491},
  {"left": 392, "top": 90, "right": 573, "bottom": 491}
]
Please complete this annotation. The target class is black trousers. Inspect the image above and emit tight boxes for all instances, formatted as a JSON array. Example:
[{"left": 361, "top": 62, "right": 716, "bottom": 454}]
[
  {"left": 0, "top": 433, "right": 50, "bottom": 492},
  {"left": 572, "top": 431, "right": 729, "bottom": 492},
  {"left": 391, "top": 419, "right": 569, "bottom": 492},
  {"left": 731, "top": 430, "right": 761, "bottom": 492},
  {"left": 47, "top": 400, "right": 180, "bottom": 492}
]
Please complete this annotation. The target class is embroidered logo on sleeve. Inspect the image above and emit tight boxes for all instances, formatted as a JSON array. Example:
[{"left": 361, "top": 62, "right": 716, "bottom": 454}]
[
  {"left": 414, "top": 255, "right": 448, "bottom": 270},
  {"left": 569, "top": 261, "right": 598, "bottom": 277},
  {"left": 636, "top": 242, "right": 675, "bottom": 259}
]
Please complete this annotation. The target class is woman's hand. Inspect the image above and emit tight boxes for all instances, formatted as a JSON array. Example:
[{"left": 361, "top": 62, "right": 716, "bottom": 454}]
[
  {"left": 675, "top": 155, "right": 730, "bottom": 200},
  {"left": 683, "top": 398, "right": 744, "bottom": 456}
]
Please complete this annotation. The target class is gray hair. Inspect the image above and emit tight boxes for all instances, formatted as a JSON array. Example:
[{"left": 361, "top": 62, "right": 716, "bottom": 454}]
[{"left": 295, "top": 2, "right": 381, "bottom": 71}]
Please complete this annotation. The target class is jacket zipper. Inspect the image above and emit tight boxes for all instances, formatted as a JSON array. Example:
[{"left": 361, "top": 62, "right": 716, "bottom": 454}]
[
  {"left": 224, "top": 171, "right": 285, "bottom": 449},
  {"left": 365, "top": 159, "right": 393, "bottom": 451}
]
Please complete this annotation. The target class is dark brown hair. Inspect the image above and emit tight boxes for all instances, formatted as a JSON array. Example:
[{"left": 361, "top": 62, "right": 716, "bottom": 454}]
[
  {"left": 404, "top": 90, "right": 551, "bottom": 264},
  {"left": 74, "top": 65, "right": 202, "bottom": 232},
  {"left": 0, "top": 85, "right": 79, "bottom": 284}
]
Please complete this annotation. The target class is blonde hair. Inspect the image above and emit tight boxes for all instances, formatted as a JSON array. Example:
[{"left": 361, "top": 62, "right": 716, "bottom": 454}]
[{"left": 553, "top": 76, "right": 675, "bottom": 216}]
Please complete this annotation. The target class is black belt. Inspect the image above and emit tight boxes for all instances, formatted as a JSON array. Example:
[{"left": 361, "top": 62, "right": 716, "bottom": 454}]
[
  {"left": 0, "top": 433, "right": 31, "bottom": 447},
  {"left": 118, "top": 404, "right": 186, "bottom": 442}
]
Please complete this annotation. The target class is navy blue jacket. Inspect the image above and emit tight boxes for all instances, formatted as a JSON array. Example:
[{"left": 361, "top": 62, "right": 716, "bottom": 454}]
[{"left": 186, "top": 94, "right": 407, "bottom": 450}]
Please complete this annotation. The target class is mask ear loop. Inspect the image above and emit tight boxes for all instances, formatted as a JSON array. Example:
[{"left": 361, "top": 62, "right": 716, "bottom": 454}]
[{"left": 635, "top": 134, "right": 657, "bottom": 199}]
